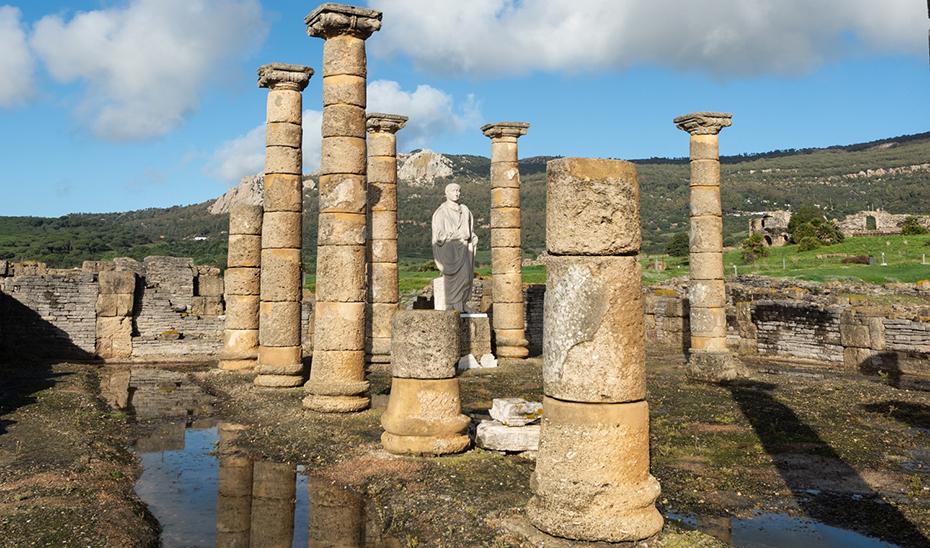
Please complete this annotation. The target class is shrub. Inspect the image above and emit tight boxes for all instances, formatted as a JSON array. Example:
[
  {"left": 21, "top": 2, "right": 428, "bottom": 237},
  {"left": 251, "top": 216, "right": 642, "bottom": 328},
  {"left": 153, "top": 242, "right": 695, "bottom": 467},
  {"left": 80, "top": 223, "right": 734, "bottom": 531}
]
[
  {"left": 740, "top": 232, "right": 768, "bottom": 263},
  {"left": 899, "top": 216, "right": 928, "bottom": 235},
  {"left": 797, "top": 236, "right": 821, "bottom": 252},
  {"left": 665, "top": 231, "right": 689, "bottom": 257},
  {"left": 842, "top": 255, "right": 870, "bottom": 264}
]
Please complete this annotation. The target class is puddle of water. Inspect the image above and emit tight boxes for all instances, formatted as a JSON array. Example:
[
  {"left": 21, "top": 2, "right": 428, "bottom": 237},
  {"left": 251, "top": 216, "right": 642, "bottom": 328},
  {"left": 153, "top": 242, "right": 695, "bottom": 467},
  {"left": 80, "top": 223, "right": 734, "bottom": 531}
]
[{"left": 668, "top": 512, "right": 897, "bottom": 547}]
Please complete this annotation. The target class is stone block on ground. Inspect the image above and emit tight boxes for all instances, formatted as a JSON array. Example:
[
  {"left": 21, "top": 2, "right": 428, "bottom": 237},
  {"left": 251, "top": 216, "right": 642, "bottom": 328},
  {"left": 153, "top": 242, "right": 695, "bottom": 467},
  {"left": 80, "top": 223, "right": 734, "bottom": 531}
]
[
  {"left": 476, "top": 420, "right": 539, "bottom": 452},
  {"left": 490, "top": 398, "right": 542, "bottom": 426}
]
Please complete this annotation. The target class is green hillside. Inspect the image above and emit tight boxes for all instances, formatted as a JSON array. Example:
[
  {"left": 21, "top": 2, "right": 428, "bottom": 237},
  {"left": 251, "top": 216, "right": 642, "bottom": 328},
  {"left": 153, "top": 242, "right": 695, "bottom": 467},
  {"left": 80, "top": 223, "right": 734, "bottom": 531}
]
[{"left": 1, "top": 131, "right": 928, "bottom": 270}]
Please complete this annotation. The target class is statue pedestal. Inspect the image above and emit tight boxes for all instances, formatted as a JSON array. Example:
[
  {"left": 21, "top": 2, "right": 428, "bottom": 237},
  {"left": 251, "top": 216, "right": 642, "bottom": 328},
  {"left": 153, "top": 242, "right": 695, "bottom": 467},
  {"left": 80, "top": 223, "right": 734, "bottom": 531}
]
[{"left": 432, "top": 277, "right": 446, "bottom": 310}]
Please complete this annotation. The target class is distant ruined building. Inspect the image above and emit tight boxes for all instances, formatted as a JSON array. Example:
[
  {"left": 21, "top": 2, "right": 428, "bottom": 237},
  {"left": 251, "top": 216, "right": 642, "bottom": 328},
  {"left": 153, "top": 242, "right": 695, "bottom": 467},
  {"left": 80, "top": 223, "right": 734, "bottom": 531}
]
[{"left": 749, "top": 209, "right": 930, "bottom": 245}]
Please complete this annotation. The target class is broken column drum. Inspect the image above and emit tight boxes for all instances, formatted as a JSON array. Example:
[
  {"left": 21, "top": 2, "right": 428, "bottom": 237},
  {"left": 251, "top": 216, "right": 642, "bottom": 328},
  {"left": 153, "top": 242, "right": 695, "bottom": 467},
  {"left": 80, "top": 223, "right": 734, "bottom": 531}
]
[
  {"left": 528, "top": 158, "right": 663, "bottom": 543},
  {"left": 254, "top": 63, "right": 313, "bottom": 388},
  {"left": 303, "top": 3, "right": 382, "bottom": 412},
  {"left": 366, "top": 113, "right": 407, "bottom": 365},
  {"left": 674, "top": 112, "right": 744, "bottom": 381},
  {"left": 481, "top": 122, "right": 530, "bottom": 361},
  {"left": 381, "top": 309, "right": 471, "bottom": 455},
  {"left": 219, "top": 204, "right": 263, "bottom": 371}
]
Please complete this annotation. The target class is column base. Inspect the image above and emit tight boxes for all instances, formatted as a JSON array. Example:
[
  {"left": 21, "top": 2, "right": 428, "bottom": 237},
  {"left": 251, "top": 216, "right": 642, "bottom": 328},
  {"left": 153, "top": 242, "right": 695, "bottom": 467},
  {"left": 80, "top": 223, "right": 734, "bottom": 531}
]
[
  {"left": 218, "top": 359, "right": 256, "bottom": 372},
  {"left": 302, "top": 394, "right": 370, "bottom": 413},
  {"left": 381, "top": 432, "right": 470, "bottom": 456},
  {"left": 528, "top": 397, "right": 663, "bottom": 543},
  {"left": 687, "top": 351, "right": 748, "bottom": 382},
  {"left": 253, "top": 374, "right": 304, "bottom": 388},
  {"left": 380, "top": 377, "right": 471, "bottom": 455},
  {"left": 367, "top": 353, "right": 391, "bottom": 364},
  {"left": 496, "top": 344, "right": 529, "bottom": 359}
]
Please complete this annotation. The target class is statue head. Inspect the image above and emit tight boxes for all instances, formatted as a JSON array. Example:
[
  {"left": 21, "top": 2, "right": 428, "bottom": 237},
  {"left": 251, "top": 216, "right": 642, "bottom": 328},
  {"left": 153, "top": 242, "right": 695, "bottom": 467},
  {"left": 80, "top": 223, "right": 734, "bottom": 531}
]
[{"left": 444, "top": 183, "right": 461, "bottom": 203}]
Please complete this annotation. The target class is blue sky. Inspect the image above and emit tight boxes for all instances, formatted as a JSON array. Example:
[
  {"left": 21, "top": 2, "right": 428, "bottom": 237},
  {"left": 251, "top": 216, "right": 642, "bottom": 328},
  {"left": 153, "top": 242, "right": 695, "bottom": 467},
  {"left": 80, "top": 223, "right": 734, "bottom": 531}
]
[{"left": 1, "top": 0, "right": 927, "bottom": 216}]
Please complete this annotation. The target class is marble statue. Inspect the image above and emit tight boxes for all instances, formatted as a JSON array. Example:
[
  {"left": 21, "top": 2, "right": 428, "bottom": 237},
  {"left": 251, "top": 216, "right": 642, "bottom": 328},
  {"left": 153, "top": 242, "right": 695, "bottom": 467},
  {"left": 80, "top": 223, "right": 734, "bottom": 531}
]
[{"left": 431, "top": 183, "right": 478, "bottom": 311}]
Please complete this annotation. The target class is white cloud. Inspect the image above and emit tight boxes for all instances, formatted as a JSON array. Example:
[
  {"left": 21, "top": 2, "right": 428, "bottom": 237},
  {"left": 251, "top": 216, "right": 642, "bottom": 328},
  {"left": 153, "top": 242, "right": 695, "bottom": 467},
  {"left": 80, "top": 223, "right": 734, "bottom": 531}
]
[
  {"left": 0, "top": 6, "right": 35, "bottom": 106},
  {"left": 368, "top": 80, "right": 480, "bottom": 150},
  {"left": 30, "top": 0, "right": 267, "bottom": 140},
  {"left": 208, "top": 82, "right": 477, "bottom": 184},
  {"left": 367, "top": 0, "right": 926, "bottom": 77}
]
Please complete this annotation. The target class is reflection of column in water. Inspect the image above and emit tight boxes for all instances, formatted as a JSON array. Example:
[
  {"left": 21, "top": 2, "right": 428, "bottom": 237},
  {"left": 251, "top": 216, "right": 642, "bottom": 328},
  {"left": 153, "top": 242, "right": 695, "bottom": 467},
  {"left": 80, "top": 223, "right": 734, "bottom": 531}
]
[
  {"left": 216, "top": 424, "right": 252, "bottom": 547},
  {"left": 697, "top": 515, "right": 733, "bottom": 544},
  {"left": 250, "top": 461, "right": 297, "bottom": 548},
  {"left": 307, "top": 476, "right": 365, "bottom": 547}
]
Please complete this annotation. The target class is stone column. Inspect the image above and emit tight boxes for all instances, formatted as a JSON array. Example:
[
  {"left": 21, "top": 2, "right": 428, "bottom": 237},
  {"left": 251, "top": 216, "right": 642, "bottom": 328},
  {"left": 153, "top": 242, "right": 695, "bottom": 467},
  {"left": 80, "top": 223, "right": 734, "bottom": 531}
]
[
  {"left": 216, "top": 423, "right": 252, "bottom": 546},
  {"left": 308, "top": 477, "right": 366, "bottom": 546},
  {"left": 380, "top": 310, "right": 470, "bottom": 455},
  {"left": 528, "top": 158, "right": 663, "bottom": 543},
  {"left": 674, "top": 112, "right": 744, "bottom": 381},
  {"left": 481, "top": 122, "right": 530, "bottom": 361},
  {"left": 366, "top": 113, "right": 407, "bottom": 365},
  {"left": 303, "top": 4, "right": 382, "bottom": 412},
  {"left": 254, "top": 63, "right": 313, "bottom": 388},
  {"left": 249, "top": 461, "right": 296, "bottom": 548},
  {"left": 219, "top": 204, "right": 263, "bottom": 371}
]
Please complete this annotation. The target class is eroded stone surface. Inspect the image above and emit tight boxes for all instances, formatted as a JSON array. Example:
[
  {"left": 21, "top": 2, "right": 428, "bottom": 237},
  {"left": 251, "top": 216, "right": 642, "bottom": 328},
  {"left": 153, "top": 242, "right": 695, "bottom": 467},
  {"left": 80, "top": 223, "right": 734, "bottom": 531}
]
[{"left": 391, "top": 310, "right": 461, "bottom": 379}]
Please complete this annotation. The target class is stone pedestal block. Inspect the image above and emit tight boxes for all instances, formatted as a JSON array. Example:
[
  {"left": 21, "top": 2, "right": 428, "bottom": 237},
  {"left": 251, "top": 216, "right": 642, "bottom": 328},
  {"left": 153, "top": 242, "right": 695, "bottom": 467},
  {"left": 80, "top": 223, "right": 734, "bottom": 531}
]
[{"left": 380, "top": 377, "right": 470, "bottom": 455}]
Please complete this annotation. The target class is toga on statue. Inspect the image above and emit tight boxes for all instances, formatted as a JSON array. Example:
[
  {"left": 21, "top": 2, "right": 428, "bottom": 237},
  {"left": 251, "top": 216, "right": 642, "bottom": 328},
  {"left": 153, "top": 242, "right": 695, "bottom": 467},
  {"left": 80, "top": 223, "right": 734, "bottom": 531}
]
[{"left": 432, "top": 183, "right": 478, "bottom": 311}]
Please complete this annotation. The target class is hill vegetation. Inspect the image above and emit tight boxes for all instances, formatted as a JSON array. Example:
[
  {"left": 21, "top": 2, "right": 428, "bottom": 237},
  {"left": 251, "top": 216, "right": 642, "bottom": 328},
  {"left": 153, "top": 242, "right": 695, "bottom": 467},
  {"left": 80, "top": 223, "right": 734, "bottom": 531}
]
[{"left": 2, "top": 131, "right": 929, "bottom": 271}]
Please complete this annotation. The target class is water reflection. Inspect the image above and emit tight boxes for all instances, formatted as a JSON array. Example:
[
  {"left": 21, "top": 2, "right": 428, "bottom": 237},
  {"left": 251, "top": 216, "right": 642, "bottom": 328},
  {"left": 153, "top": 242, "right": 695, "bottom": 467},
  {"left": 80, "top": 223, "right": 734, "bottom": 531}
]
[
  {"left": 670, "top": 512, "right": 897, "bottom": 547},
  {"left": 100, "top": 365, "right": 215, "bottom": 419}
]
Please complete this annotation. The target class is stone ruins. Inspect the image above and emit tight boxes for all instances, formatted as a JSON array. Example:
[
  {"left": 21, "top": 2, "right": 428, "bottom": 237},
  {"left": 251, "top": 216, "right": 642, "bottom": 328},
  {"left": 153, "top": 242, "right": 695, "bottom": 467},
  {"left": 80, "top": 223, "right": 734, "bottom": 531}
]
[
  {"left": 749, "top": 208, "right": 930, "bottom": 245},
  {"left": 3, "top": 2, "right": 930, "bottom": 546}
]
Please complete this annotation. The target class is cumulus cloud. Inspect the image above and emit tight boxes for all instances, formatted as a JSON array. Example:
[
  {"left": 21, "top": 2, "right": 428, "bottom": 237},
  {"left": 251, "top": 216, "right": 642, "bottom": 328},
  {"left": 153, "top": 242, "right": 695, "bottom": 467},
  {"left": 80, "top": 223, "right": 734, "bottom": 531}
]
[
  {"left": 368, "top": 0, "right": 925, "bottom": 76},
  {"left": 30, "top": 0, "right": 267, "bottom": 140},
  {"left": 0, "top": 6, "right": 35, "bottom": 106},
  {"left": 208, "top": 82, "right": 476, "bottom": 184}
]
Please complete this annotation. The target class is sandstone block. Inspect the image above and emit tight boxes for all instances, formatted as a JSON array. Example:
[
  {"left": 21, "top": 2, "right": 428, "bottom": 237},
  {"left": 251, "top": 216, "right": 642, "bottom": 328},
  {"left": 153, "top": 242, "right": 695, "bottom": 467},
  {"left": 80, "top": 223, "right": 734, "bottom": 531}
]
[
  {"left": 493, "top": 302, "right": 525, "bottom": 330},
  {"left": 460, "top": 314, "right": 493, "bottom": 358},
  {"left": 367, "top": 156, "right": 397, "bottom": 184},
  {"left": 321, "top": 103, "right": 366, "bottom": 138},
  {"left": 265, "top": 145, "right": 301, "bottom": 175},
  {"left": 491, "top": 246, "right": 522, "bottom": 275},
  {"left": 322, "top": 34, "right": 366, "bottom": 77},
  {"left": 490, "top": 228, "right": 521, "bottom": 248},
  {"left": 528, "top": 398, "right": 663, "bottom": 542},
  {"left": 840, "top": 323, "right": 872, "bottom": 348},
  {"left": 260, "top": 249, "right": 302, "bottom": 302},
  {"left": 260, "top": 301, "right": 302, "bottom": 347},
  {"left": 495, "top": 328, "right": 529, "bottom": 350},
  {"left": 490, "top": 207, "right": 521, "bottom": 229},
  {"left": 96, "top": 316, "right": 132, "bottom": 359},
  {"left": 543, "top": 255, "right": 645, "bottom": 403},
  {"left": 225, "top": 295, "right": 260, "bottom": 330},
  {"left": 476, "top": 420, "right": 539, "bottom": 452},
  {"left": 263, "top": 173, "right": 302, "bottom": 212},
  {"left": 321, "top": 74, "right": 365, "bottom": 107},
  {"left": 199, "top": 275, "right": 224, "bottom": 297},
  {"left": 261, "top": 212, "right": 302, "bottom": 249},
  {"left": 690, "top": 134, "right": 719, "bottom": 160},
  {"left": 391, "top": 309, "right": 461, "bottom": 379},
  {"left": 689, "top": 185, "right": 722, "bottom": 217},
  {"left": 98, "top": 270, "right": 135, "bottom": 295},
  {"left": 689, "top": 252, "right": 724, "bottom": 280},
  {"left": 370, "top": 262, "right": 398, "bottom": 303},
  {"left": 843, "top": 347, "right": 875, "bottom": 370},
  {"left": 371, "top": 210, "right": 397, "bottom": 240},
  {"left": 320, "top": 136, "right": 366, "bottom": 175},
  {"left": 229, "top": 204, "right": 264, "bottom": 235},
  {"left": 221, "top": 329, "right": 259, "bottom": 360},
  {"left": 492, "top": 273, "right": 524, "bottom": 306},
  {"left": 690, "top": 159, "right": 720, "bottom": 186},
  {"left": 689, "top": 307, "right": 727, "bottom": 338},
  {"left": 689, "top": 216, "right": 724, "bottom": 253},
  {"left": 227, "top": 235, "right": 262, "bottom": 268},
  {"left": 689, "top": 279, "right": 725, "bottom": 309},
  {"left": 490, "top": 398, "right": 543, "bottom": 426},
  {"left": 96, "top": 294, "right": 133, "bottom": 317},
  {"left": 490, "top": 141, "right": 518, "bottom": 162},
  {"left": 317, "top": 212, "right": 366, "bottom": 245},
  {"left": 546, "top": 158, "right": 640, "bottom": 255},
  {"left": 319, "top": 174, "right": 366, "bottom": 214},
  {"left": 265, "top": 121, "right": 302, "bottom": 148},
  {"left": 315, "top": 245, "right": 366, "bottom": 302},
  {"left": 266, "top": 89, "right": 302, "bottom": 124},
  {"left": 370, "top": 239, "right": 398, "bottom": 264},
  {"left": 380, "top": 377, "right": 470, "bottom": 456},
  {"left": 490, "top": 162, "right": 521, "bottom": 188},
  {"left": 192, "top": 296, "right": 224, "bottom": 316},
  {"left": 257, "top": 345, "right": 304, "bottom": 375},
  {"left": 367, "top": 131, "right": 394, "bottom": 158},
  {"left": 314, "top": 302, "right": 365, "bottom": 351},
  {"left": 369, "top": 182, "right": 397, "bottom": 212},
  {"left": 690, "top": 335, "right": 729, "bottom": 353},
  {"left": 253, "top": 374, "right": 305, "bottom": 388},
  {"left": 225, "top": 268, "right": 260, "bottom": 296},
  {"left": 491, "top": 187, "right": 521, "bottom": 209},
  {"left": 305, "top": 350, "right": 367, "bottom": 386},
  {"left": 688, "top": 351, "right": 746, "bottom": 381},
  {"left": 370, "top": 302, "right": 398, "bottom": 339}
]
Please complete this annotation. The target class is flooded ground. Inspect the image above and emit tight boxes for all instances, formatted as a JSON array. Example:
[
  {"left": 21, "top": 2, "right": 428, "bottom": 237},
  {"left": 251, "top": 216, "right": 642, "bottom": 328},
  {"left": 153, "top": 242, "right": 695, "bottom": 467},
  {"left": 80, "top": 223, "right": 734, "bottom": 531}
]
[{"left": 1, "top": 353, "right": 928, "bottom": 546}]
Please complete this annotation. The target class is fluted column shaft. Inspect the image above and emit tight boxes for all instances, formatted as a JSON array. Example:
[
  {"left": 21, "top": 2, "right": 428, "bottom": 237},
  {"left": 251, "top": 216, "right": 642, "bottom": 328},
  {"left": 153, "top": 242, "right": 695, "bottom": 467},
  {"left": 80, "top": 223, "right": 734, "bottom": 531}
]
[
  {"left": 303, "top": 3, "right": 382, "bottom": 412},
  {"left": 254, "top": 63, "right": 313, "bottom": 388},
  {"left": 366, "top": 113, "right": 407, "bottom": 365},
  {"left": 482, "top": 122, "right": 530, "bottom": 360},
  {"left": 219, "top": 204, "right": 263, "bottom": 371}
]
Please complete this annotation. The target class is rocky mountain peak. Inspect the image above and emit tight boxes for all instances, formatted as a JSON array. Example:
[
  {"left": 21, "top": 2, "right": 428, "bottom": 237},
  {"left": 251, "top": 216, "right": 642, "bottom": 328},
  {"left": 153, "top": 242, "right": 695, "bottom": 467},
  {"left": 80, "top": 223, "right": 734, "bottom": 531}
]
[
  {"left": 209, "top": 173, "right": 317, "bottom": 215},
  {"left": 397, "top": 149, "right": 454, "bottom": 188}
]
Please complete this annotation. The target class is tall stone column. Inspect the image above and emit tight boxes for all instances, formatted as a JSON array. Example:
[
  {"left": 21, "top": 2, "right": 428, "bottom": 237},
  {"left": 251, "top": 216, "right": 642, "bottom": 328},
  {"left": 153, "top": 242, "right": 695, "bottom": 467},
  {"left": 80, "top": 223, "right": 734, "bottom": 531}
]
[
  {"left": 674, "top": 112, "right": 744, "bottom": 381},
  {"left": 254, "top": 63, "right": 313, "bottom": 388},
  {"left": 366, "top": 113, "right": 407, "bottom": 365},
  {"left": 481, "top": 122, "right": 530, "bottom": 361},
  {"left": 249, "top": 461, "right": 296, "bottom": 547},
  {"left": 216, "top": 423, "right": 252, "bottom": 545},
  {"left": 528, "top": 158, "right": 663, "bottom": 543},
  {"left": 303, "top": 4, "right": 381, "bottom": 412},
  {"left": 219, "top": 204, "right": 263, "bottom": 371}
]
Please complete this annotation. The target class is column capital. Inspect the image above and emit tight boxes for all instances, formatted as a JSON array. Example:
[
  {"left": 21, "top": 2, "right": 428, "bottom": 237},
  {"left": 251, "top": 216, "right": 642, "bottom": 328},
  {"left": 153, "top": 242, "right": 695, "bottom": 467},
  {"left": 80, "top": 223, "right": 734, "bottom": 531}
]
[
  {"left": 481, "top": 122, "right": 530, "bottom": 140},
  {"left": 257, "top": 63, "right": 313, "bottom": 91},
  {"left": 673, "top": 112, "right": 732, "bottom": 135},
  {"left": 367, "top": 113, "right": 408, "bottom": 134},
  {"left": 305, "top": 3, "right": 382, "bottom": 39}
]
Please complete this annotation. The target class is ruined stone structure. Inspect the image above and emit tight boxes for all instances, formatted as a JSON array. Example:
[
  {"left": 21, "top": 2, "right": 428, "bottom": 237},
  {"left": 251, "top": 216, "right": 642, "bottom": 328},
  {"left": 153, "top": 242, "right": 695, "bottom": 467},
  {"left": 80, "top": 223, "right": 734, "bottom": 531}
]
[
  {"left": 675, "top": 111, "right": 744, "bottom": 381},
  {"left": 529, "top": 158, "right": 662, "bottom": 543},
  {"left": 366, "top": 113, "right": 407, "bottom": 365},
  {"left": 381, "top": 309, "right": 470, "bottom": 455},
  {"left": 482, "top": 122, "right": 530, "bottom": 361},
  {"left": 304, "top": 3, "right": 382, "bottom": 412},
  {"left": 219, "top": 204, "right": 263, "bottom": 371},
  {"left": 836, "top": 209, "right": 930, "bottom": 237},
  {"left": 748, "top": 210, "right": 791, "bottom": 247},
  {"left": 254, "top": 63, "right": 313, "bottom": 388}
]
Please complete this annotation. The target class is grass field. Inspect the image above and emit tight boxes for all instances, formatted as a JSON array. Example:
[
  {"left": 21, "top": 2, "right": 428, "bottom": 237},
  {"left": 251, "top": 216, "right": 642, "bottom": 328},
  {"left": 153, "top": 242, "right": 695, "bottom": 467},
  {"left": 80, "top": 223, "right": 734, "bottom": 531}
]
[{"left": 304, "top": 235, "right": 930, "bottom": 293}]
